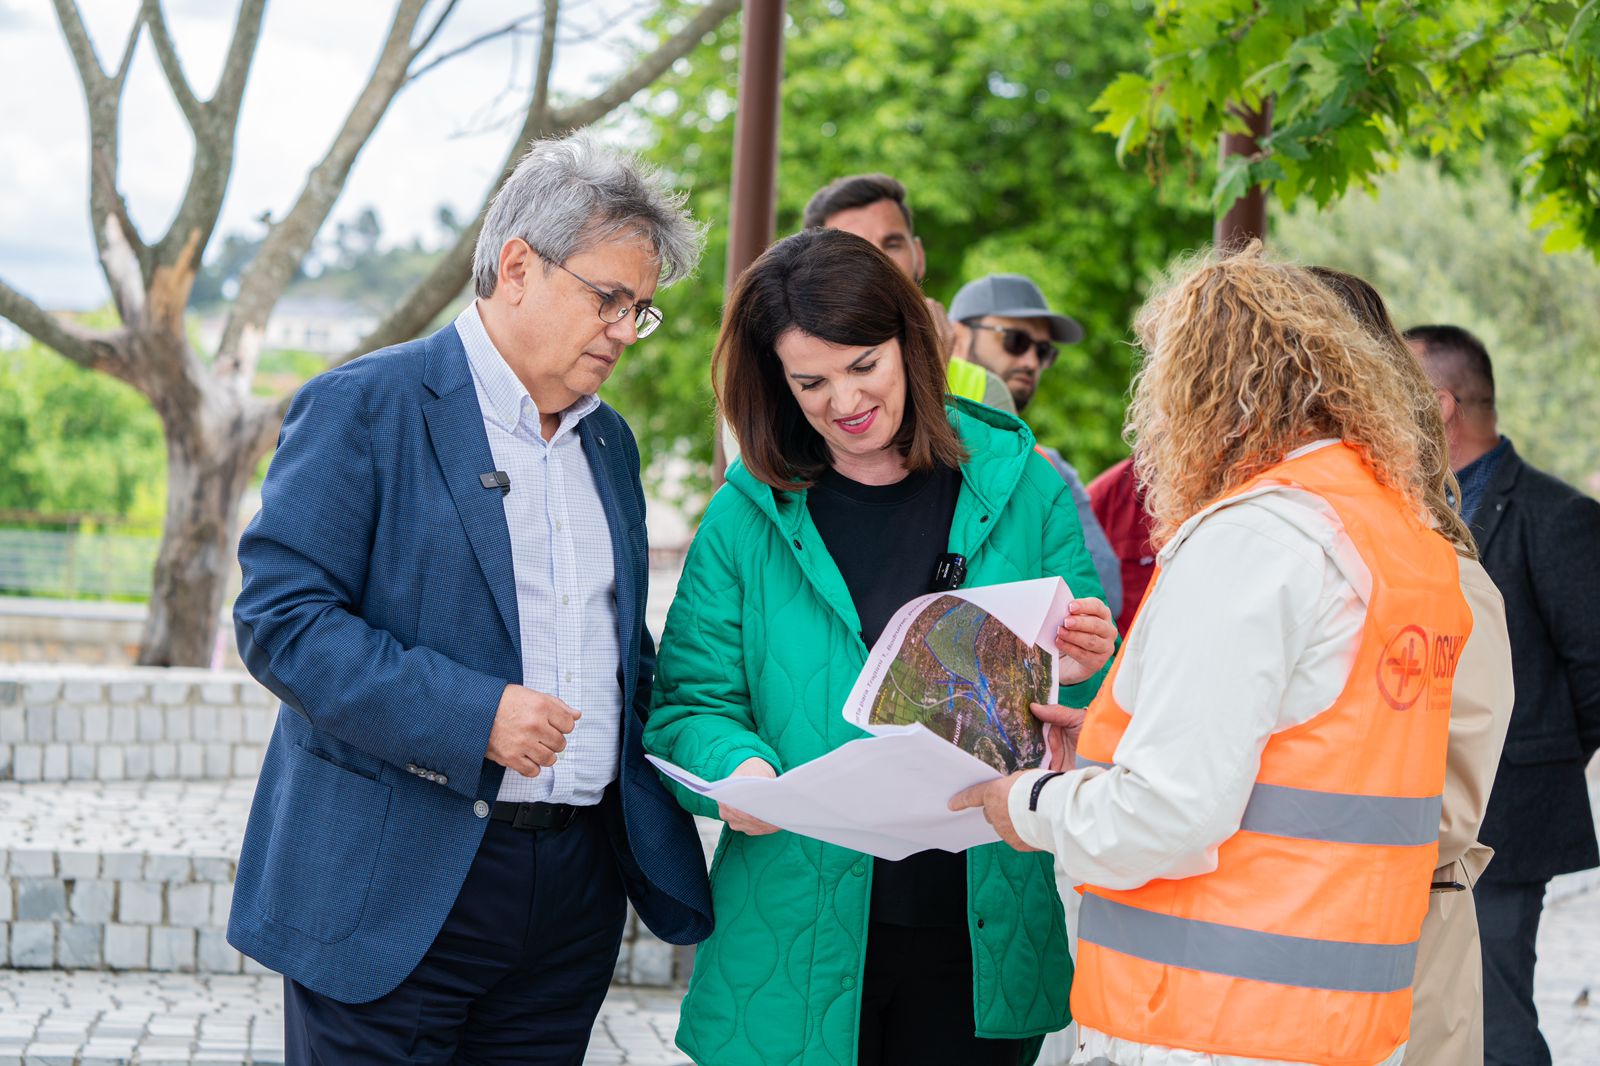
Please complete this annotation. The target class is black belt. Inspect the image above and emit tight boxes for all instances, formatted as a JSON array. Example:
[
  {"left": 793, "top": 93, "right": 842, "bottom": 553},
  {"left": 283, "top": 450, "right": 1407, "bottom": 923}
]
[{"left": 490, "top": 800, "right": 582, "bottom": 831}]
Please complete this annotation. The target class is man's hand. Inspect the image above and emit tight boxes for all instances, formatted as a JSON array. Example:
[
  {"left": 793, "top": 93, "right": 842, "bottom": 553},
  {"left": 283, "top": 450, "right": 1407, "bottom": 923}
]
[
  {"left": 950, "top": 771, "right": 1037, "bottom": 852},
  {"left": 486, "top": 684, "right": 581, "bottom": 777},
  {"left": 718, "top": 757, "right": 781, "bottom": 835},
  {"left": 1035, "top": 702, "right": 1086, "bottom": 770},
  {"left": 1056, "top": 597, "right": 1118, "bottom": 684}
]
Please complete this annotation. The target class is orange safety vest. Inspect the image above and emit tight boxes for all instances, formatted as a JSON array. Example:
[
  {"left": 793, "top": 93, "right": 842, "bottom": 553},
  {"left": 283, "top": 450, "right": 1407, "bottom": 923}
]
[{"left": 1071, "top": 443, "right": 1472, "bottom": 1066}]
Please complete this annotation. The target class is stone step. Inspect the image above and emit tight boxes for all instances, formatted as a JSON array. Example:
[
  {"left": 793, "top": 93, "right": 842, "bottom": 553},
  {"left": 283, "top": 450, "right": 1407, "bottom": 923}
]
[
  {"left": 0, "top": 971, "right": 691, "bottom": 1065},
  {"left": 1, "top": 780, "right": 255, "bottom": 975},
  {"left": 0, "top": 779, "right": 706, "bottom": 986},
  {"left": 0, "top": 668, "right": 275, "bottom": 784}
]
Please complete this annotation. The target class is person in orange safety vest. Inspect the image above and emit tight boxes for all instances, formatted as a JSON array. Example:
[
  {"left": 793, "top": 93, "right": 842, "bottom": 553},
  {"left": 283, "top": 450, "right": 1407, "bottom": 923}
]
[{"left": 953, "top": 244, "right": 1475, "bottom": 1066}]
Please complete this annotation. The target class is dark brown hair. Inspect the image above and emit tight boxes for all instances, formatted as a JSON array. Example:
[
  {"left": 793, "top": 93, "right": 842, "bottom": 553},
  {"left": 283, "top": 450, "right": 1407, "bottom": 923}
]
[
  {"left": 802, "top": 173, "right": 913, "bottom": 231},
  {"left": 1402, "top": 323, "right": 1496, "bottom": 403},
  {"left": 714, "top": 228, "right": 965, "bottom": 490},
  {"left": 1308, "top": 266, "right": 1476, "bottom": 556}
]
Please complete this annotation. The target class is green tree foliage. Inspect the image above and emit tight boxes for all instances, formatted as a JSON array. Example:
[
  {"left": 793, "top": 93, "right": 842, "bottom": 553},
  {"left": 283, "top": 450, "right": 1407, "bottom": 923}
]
[
  {"left": 0, "top": 336, "right": 166, "bottom": 523},
  {"left": 620, "top": 0, "right": 1211, "bottom": 495},
  {"left": 1274, "top": 158, "right": 1600, "bottom": 495},
  {"left": 1094, "top": 0, "right": 1600, "bottom": 256}
]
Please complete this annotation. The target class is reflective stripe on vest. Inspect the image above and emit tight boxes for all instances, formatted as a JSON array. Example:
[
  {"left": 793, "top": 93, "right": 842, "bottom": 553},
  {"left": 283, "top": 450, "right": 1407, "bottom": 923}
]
[
  {"left": 1076, "top": 759, "right": 1443, "bottom": 848},
  {"left": 1079, "top": 894, "right": 1420, "bottom": 994}
]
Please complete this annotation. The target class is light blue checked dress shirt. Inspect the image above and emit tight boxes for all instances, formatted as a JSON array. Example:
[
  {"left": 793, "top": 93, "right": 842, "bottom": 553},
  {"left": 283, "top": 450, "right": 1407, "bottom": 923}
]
[{"left": 455, "top": 301, "right": 621, "bottom": 805}]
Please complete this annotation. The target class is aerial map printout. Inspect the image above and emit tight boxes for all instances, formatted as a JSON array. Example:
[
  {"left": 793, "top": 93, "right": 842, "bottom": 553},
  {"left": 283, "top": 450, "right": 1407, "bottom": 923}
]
[
  {"left": 648, "top": 577, "right": 1074, "bottom": 858},
  {"left": 840, "top": 576, "right": 1074, "bottom": 772},
  {"left": 859, "top": 593, "right": 1052, "bottom": 773}
]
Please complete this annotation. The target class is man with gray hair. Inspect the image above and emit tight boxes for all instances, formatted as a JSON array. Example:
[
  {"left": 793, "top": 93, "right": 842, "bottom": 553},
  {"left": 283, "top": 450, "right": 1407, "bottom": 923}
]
[{"left": 228, "top": 131, "right": 713, "bottom": 1062}]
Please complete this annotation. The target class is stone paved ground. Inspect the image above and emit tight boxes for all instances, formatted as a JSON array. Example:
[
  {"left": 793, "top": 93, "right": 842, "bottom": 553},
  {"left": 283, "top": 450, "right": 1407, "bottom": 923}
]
[
  {"left": 0, "top": 780, "right": 253, "bottom": 861},
  {"left": 1534, "top": 876, "right": 1600, "bottom": 1065},
  {"left": 0, "top": 881, "right": 1594, "bottom": 1064},
  {"left": 0, "top": 974, "right": 689, "bottom": 1065}
]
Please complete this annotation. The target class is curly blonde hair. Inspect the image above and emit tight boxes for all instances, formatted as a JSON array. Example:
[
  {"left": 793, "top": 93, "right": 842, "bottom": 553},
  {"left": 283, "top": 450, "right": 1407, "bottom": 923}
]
[{"left": 1127, "top": 243, "right": 1436, "bottom": 547}]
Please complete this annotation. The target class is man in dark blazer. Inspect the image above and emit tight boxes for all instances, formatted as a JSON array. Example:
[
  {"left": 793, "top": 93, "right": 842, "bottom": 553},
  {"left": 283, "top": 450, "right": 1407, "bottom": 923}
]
[
  {"left": 228, "top": 132, "right": 712, "bottom": 1063},
  {"left": 1410, "top": 324, "right": 1600, "bottom": 1066}
]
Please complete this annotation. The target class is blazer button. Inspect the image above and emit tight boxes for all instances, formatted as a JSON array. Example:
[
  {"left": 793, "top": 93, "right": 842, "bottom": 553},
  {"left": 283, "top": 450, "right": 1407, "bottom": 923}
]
[
  {"left": 851, "top": 863, "right": 865, "bottom": 876},
  {"left": 474, "top": 800, "right": 490, "bottom": 818},
  {"left": 841, "top": 975, "right": 856, "bottom": 991}
]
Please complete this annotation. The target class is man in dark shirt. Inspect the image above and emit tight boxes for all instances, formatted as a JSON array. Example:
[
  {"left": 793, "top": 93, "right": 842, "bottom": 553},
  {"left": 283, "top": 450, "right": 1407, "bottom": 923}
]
[{"left": 1408, "top": 324, "right": 1600, "bottom": 1066}]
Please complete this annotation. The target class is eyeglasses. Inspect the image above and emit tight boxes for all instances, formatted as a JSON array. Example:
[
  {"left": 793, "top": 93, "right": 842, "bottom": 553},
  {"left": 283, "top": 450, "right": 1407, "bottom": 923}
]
[
  {"left": 539, "top": 252, "right": 663, "bottom": 338},
  {"left": 964, "top": 321, "right": 1057, "bottom": 367}
]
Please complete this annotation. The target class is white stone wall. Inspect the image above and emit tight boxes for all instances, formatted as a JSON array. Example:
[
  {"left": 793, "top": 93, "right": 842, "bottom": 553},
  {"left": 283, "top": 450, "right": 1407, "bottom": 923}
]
[
  {"left": 0, "top": 667, "right": 275, "bottom": 783},
  {"left": 0, "top": 845, "right": 263, "bottom": 975}
]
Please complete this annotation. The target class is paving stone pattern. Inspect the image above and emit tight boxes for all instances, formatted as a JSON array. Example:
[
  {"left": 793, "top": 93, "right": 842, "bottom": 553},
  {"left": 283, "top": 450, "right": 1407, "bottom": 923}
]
[{"left": 0, "top": 972, "right": 689, "bottom": 1065}]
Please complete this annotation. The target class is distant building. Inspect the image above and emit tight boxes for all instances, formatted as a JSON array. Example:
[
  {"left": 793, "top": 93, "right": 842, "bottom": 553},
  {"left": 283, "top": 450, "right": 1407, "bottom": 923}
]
[{"left": 196, "top": 296, "right": 381, "bottom": 357}]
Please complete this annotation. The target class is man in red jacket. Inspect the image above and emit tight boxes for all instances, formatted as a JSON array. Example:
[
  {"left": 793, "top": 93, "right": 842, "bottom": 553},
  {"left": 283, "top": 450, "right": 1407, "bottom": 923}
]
[{"left": 1087, "top": 456, "right": 1155, "bottom": 636}]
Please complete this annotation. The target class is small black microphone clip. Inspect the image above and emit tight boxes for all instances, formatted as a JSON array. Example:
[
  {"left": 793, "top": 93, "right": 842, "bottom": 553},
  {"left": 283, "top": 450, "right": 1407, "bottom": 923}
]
[
  {"left": 479, "top": 471, "right": 511, "bottom": 496},
  {"left": 930, "top": 553, "right": 967, "bottom": 592}
]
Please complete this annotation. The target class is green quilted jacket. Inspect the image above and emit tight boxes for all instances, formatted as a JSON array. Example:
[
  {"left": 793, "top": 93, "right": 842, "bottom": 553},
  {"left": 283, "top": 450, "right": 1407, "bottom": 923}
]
[{"left": 645, "top": 399, "right": 1109, "bottom": 1065}]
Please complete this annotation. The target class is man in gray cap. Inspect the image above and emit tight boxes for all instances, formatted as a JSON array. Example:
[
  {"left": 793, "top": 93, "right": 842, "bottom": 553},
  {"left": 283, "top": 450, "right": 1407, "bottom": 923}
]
[
  {"left": 950, "top": 273, "right": 1083, "bottom": 412},
  {"left": 951, "top": 274, "right": 1122, "bottom": 618}
]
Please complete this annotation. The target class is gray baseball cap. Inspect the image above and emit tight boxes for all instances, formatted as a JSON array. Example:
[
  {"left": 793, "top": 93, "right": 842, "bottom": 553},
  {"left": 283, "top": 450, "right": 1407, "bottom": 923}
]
[{"left": 949, "top": 273, "right": 1083, "bottom": 344}]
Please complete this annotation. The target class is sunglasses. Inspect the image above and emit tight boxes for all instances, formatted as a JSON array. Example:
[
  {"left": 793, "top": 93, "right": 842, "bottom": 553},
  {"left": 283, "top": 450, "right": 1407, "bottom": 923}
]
[{"left": 965, "top": 322, "right": 1058, "bottom": 367}]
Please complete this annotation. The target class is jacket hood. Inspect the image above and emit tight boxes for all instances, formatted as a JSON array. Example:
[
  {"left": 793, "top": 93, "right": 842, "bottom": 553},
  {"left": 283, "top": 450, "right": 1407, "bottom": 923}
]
[{"left": 724, "top": 397, "right": 1038, "bottom": 535}]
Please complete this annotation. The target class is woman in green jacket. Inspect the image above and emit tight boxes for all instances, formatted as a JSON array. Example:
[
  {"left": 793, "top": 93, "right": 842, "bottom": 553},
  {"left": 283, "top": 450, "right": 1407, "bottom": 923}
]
[{"left": 644, "top": 229, "right": 1116, "bottom": 1066}]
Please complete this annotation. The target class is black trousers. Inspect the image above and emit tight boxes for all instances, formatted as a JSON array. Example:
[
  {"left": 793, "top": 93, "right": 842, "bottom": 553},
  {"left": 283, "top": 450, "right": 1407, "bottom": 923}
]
[
  {"left": 1475, "top": 878, "right": 1553, "bottom": 1066},
  {"left": 857, "top": 921, "right": 1024, "bottom": 1066},
  {"left": 284, "top": 806, "right": 627, "bottom": 1065}
]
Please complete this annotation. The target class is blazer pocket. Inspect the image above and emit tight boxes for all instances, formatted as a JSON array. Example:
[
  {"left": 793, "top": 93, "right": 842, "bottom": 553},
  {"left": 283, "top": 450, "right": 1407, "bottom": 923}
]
[
  {"left": 259, "top": 744, "right": 392, "bottom": 944},
  {"left": 1502, "top": 733, "right": 1584, "bottom": 765}
]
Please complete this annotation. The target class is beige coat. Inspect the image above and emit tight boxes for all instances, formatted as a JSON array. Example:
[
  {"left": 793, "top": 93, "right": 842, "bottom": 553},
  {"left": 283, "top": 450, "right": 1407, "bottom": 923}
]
[{"left": 1408, "top": 555, "right": 1515, "bottom": 1064}]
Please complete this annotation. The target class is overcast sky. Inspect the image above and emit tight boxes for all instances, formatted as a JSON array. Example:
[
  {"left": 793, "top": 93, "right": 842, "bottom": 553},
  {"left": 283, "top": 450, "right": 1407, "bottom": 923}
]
[{"left": 0, "top": 0, "right": 658, "bottom": 310}]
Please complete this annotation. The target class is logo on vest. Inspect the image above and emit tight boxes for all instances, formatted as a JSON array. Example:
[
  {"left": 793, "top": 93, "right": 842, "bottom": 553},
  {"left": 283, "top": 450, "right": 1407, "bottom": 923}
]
[{"left": 1377, "top": 625, "right": 1429, "bottom": 710}]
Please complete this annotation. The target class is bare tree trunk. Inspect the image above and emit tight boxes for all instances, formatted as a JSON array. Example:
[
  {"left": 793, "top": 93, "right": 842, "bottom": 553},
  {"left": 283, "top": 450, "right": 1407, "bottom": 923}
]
[
  {"left": 6, "top": 1, "right": 743, "bottom": 666},
  {"left": 137, "top": 417, "right": 262, "bottom": 666}
]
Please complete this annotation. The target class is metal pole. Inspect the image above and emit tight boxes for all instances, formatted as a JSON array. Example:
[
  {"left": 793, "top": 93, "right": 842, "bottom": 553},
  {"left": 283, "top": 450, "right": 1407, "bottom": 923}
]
[
  {"left": 712, "top": 0, "right": 786, "bottom": 487},
  {"left": 1214, "top": 99, "right": 1273, "bottom": 250}
]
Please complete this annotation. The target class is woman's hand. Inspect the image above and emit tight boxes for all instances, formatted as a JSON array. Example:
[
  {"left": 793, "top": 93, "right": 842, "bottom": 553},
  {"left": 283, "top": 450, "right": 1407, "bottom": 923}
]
[
  {"left": 1034, "top": 702, "right": 1086, "bottom": 770},
  {"left": 718, "top": 757, "right": 781, "bottom": 836},
  {"left": 1056, "top": 597, "right": 1118, "bottom": 684}
]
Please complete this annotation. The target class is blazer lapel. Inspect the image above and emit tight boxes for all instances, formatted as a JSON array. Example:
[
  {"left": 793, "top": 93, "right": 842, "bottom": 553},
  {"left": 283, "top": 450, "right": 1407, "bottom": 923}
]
[
  {"left": 1470, "top": 442, "right": 1522, "bottom": 555},
  {"left": 421, "top": 329, "right": 521, "bottom": 657},
  {"left": 579, "top": 413, "right": 640, "bottom": 704}
]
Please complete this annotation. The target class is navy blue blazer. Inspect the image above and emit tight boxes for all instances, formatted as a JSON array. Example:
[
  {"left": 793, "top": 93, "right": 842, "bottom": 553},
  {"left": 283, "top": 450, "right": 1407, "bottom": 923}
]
[{"left": 227, "top": 324, "right": 713, "bottom": 1003}]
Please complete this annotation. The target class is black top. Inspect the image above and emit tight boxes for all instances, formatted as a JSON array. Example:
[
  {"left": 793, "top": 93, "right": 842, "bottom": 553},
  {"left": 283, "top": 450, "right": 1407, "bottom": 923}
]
[{"left": 807, "top": 462, "right": 969, "bottom": 927}]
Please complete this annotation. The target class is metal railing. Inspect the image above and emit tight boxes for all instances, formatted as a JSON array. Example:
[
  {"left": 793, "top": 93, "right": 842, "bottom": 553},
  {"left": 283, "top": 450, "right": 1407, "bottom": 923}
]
[{"left": 0, "top": 511, "right": 161, "bottom": 601}]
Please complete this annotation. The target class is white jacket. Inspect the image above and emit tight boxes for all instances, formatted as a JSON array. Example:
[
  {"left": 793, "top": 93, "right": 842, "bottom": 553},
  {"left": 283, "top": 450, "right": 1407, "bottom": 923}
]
[{"left": 1010, "top": 442, "right": 1409, "bottom": 1066}]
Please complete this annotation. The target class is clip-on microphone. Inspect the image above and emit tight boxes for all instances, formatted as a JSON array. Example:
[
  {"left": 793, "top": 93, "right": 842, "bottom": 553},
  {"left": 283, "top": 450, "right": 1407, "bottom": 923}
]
[{"left": 929, "top": 553, "right": 967, "bottom": 592}]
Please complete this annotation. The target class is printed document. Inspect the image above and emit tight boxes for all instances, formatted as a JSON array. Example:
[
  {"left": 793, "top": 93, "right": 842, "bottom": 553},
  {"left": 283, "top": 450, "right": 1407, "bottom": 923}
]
[{"left": 648, "top": 577, "right": 1073, "bottom": 858}]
